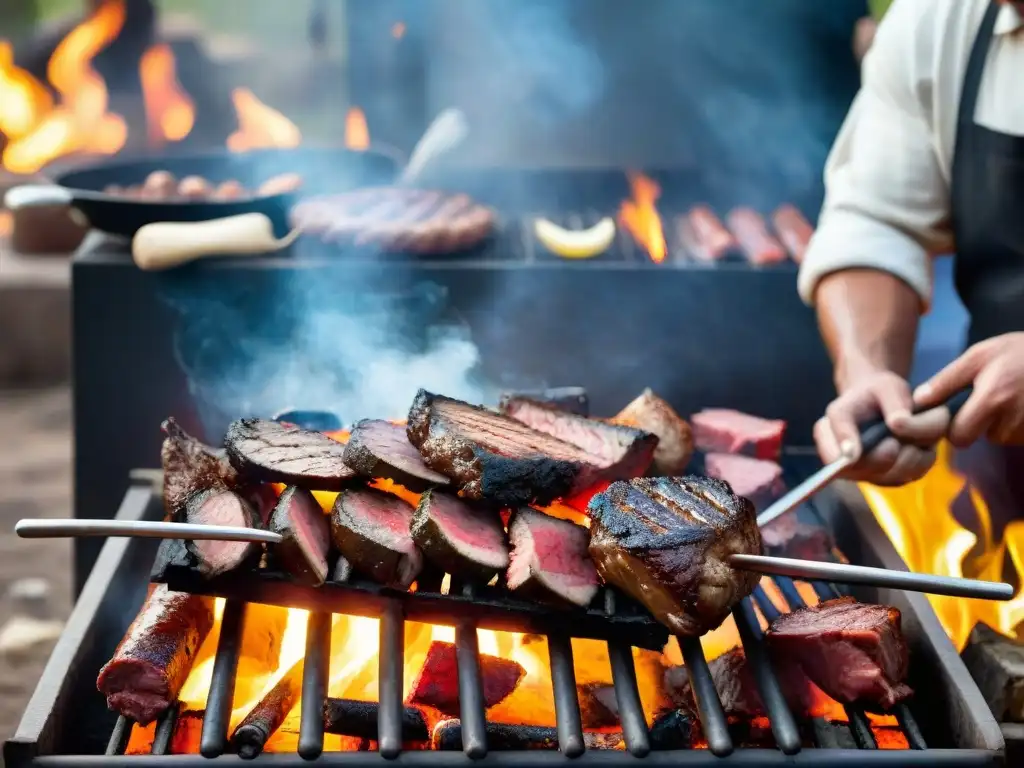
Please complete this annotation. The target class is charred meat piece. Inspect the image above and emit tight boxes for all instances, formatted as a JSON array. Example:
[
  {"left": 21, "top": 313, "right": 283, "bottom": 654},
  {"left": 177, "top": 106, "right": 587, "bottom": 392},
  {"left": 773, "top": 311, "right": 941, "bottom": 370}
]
[
  {"left": 507, "top": 507, "right": 599, "bottom": 607},
  {"left": 343, "top": 419, "right": 450, "bottom": 492},
  {"left": 331, "top": 488, "right": 422, "bottom": 588},
  {"left": 407, "top": 390, "right": 613, "bottom": 505},
  {"left": 760, "top": 515, "right": 834, "bottom": 561},
  {"left": 767, "top": 597, "right": 912, "bottom": 710},
  {"left": 703, "top": 453, "right": 785, "bottom": 510},
  {"left": 613, "top": 388, "right": 694, "bottom": 475},
  {"left": 727, "top": 208, "right": 788, "bottom": 265},
  {"left": 407, "top": 640, "right": 525, "bottom": 716},
  {"left": 677, "top": 206, "right": 738, "bottom": 262},
  {"left": 499, "top": 387, "right": 589, "bottom": 416},
  {"left": 185, "top": 489, "right": 260, "bottom": 577},
  {"left": 97, "top": 585, "right": 215, "bottom": 724},
  {"left": 225, "top": 418, "right": 357, "bottom": 490},
  {"left": 691, "top": 408, "right": 786, "bottom": 461},
  {"left": 161, "top": 417, "right": 238, "bottom": 517},
  {"left": 587, "top": 477, "right": 761, "bottom": 636},
  {"left": 411, "top": 490, "right": 509, "bottom": 582},
  {"left": 269, "top": 486, "right": 331, "bottom": 586},
  {"left": 501, "top": 396, "right": 658, "bottom": 481}
]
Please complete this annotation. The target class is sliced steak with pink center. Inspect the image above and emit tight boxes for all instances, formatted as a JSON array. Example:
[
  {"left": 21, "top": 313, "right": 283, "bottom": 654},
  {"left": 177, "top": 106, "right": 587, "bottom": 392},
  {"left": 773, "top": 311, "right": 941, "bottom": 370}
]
[
  {"left": 184, "top": 489, "right": 260, "bottom": 577},
  {"left": 691, "top": 409, "right": 786, "bottom": 461},
  {"left": 343, "top": 419, "right": 450, "bottom": 491},
  {"left": 506, "top": 507, "right": 599, "bottom": 607},
  {"left": 270, "top": 486, "right": 331, "bottom": 586},
  {"left": 331, "top": 488, "right": 423, "bottom": 588},
  {"left": 411, "top": 490, "right": 509, "bottom": 582},
  {"left": 703, "top": 452, "right": 786, "bottom": 510},
  {"left": 225, "top": 418, "right": 358, "bottom": 490}
]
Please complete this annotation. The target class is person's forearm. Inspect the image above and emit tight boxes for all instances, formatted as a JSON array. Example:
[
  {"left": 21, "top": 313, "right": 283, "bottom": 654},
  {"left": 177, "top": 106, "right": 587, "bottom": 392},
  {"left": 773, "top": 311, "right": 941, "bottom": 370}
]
[{"left": 815, "top": 269, "right": 922, "bottom": 391}]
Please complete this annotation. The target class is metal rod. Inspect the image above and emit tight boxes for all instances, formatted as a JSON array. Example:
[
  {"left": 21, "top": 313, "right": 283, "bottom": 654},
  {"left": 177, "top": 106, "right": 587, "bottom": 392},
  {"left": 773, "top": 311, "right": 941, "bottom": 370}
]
[
  {"left": 896, "top": 703, "right": 927, "bottom": 750},
  {"left": 200, "top": 600, "right": 246, "bottom": 758},
  {"left": 757, "top": 458, "right": 852, "bottom": 527},
  {"left": 151, "top": 705, "right": 180, "bottom": 755},
  {"left": 678, "top": 636, "right": 733, "bottom": 757},
  {"left": 454, "top": 619, "right": 488, "bottom": 759},
  {"left": 298, "top": 612, "right": 332, "bottom": 760},
  {"left": 104, "top": 716, "right": 132, "bottom": 756},
  {"left": 546, "top": 633, "right": 585, "bottom": 758},
  {"left": 378, "top": 601, "right": 405, "bottom": 759},
  {"left": 729, "top": 553, "right": 1013, "bottom": 600},
  {"left": 752, "top": 585, "right": 783, "bottom": 624},
  {"left": 607, "top": 641, "right": 650, "bottom": 757},
  {"left": 15, "top": 518, "right": 282, "bottom": 544}
]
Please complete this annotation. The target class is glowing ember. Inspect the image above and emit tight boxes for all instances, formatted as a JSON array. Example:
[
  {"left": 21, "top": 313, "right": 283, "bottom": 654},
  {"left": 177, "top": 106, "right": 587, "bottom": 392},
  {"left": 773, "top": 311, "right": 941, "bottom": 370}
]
[
  {"left": 139, "top": 43, "right": 194, "bottom": 145},
  {"left": 227, "top": 88, "right": 301, "bottom": 153},
  {"left": 345, "top": 106, "right": 370, "bottom": 151},
  {"left": 618, "top": 171, "right": 667, "bottom": 264}
]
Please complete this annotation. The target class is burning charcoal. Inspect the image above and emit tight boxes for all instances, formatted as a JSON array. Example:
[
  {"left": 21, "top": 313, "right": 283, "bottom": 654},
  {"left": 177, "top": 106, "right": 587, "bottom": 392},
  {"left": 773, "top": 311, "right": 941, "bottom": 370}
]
[
  {"left": 161, "top": 417, "right": 238, "bottom": 517},
  {"left": 184, "top": 489, "right": 260, "bottom": 577},
  {"left": 322, "top": 698, "right": 429, "bottom": 741},
  {"left": 587, "top": 477, "right": 761, "bottom": 636},
  {"left": 613, "top": 388, "right": 694, "bottom": 475},
  {"left": 232, "top": 660, "right": 303, "bottom": 759},
  {"left": 407, "top": 640, "right": 525, "bottom": 716},
  {"left": 500, "top": 396, "right": 658, "bottom": 481},
  {"left": 225, "top": 418, "right": 358, "bottom": 490},
  {"left": 691, "top": 409, "right": 786, "bottom": 461},
  {"left": 507, "top": 507, "right": 599, "bottom": 608},
  {"left": 269, "top": 486, "right": 331, "bottom": 586},
  {"left": 767, "top": 597, "right": 912, "bottom": 710},
  {"left": 272, "top": 409, "right": 344, "bottom": 433},
  {"left": 703, "top": 453, "right": 786, "bottom": 510},
  {"left": 97, "top": 585, "right": 215, "bottom": 725},
  {"left": 760, "top": 515, "right": 834, "bottom": 561},
  {"left": 578, "top": 683, "right": 620, "bottom": 729},
  {"left": 411, "top": 490, "right": 509, "bottom": 582},
  {"left": 330, "top": 488, "right": 422, "bottom": 588},
  {"left": 498, "top": 387, "right": 590, "bottom": 416},
  {"left": 343, "top": 419, "right": 451, "bottom": 492}
]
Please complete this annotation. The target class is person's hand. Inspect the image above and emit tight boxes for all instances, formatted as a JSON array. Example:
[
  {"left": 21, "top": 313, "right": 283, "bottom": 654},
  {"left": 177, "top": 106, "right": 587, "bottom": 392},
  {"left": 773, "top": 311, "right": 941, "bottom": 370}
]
[
  {"left": 814, "top": 370, "right": 951, "bottom": 485},
  {"left": 914, "top": 332, "right": 1024, "bottom": 447}
]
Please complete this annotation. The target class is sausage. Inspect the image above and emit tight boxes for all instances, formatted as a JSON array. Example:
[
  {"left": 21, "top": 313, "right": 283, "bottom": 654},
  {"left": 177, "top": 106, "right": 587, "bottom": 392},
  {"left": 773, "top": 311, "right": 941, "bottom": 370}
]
[
  {"left": 96, "top": 584, "right": 215, "bottom": 724},
  {"left": 727, "top": 207, "right": 788, "bottom": 265},
  {"left": 177, "top": 175, "right": 211, "bottom": 200},
  {"left": 143, "top": 171, "right": 178, "bottom": 199},
  {"left": 771, "top": 204, "right": 814, "bottom": 264},
  {"left": 678, "top": 206, "right": 738, "bottom": 261}
]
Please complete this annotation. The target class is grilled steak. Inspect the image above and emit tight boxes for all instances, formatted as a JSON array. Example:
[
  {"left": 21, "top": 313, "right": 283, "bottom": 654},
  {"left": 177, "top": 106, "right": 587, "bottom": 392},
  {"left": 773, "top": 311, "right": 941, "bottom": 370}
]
[
  {"left": 411, "top": 490, "right": 509, "bottom": 581},
  {"left": 703, "top": 453, "right": 785, "bottom": 510},
  {"left": 691, "top": 409, "right": 786, "bottom": 461},
  {"left": 269, "top": 486, "right": 331, "bottom": 586},
  {"left": 767, "top": 597, "right": 912, "bottom": 710},
  {"left": 290, "top": 188, "right": 495, "bottom": 255},
  {"left": 161, "top": 417, "right": 238, "bottom": 517},
  {"left": 613, "top": 388, "right": 694, "bottom": 475},
  {"left": 507, "top": 507, "right": 599, "bottom": 607},
  {"left": 727, "top": 208, "right": 787, "bottom": 265},
  {"left": 184, "top": 489, "right": 260, "bottom": 577},
  {"left": 760, "top": 516, "right": 834, "bottom": 561},
  {"left": 587, "top": 477, "right": 761, "bottom": 636},
  {"left": 500, "top": 396, "right": 657, "bottom": 480},
  {"left": 343, "top": 419, "right": 450, "bottom": 492},
  {"left": 499, "top": 387, "right": 590, "bottom": 416},
  {"left": 97, "top": 585, "right": 215, "bottom": 724},
  {"left": 408, "top": 640, "right": 525, "bottom": 716},
  {"left": 771, "top": 204, "right": 814, "bottom": 265},
  {"left": 225, "top": 418, "right": 357, "bottom": 490},
  {"left": 407, "top": 390, "right": 613, "bottom": 505},
  {"left": 330, "top": 488, "right": 422, "bottom": 588}
]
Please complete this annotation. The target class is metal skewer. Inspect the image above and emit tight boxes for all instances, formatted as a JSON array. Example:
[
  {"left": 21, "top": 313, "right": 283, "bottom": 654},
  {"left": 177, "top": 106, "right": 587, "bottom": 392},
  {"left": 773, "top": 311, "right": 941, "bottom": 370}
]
[{"left": 14, "top": 519, "right": 282, "bottom": 545}]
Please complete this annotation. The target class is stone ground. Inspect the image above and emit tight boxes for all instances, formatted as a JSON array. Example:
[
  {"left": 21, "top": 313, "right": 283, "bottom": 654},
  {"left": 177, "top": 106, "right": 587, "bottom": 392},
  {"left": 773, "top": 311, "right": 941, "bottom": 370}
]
[{"left": 0, "top": 386, "right": 73, "bottom": 741}]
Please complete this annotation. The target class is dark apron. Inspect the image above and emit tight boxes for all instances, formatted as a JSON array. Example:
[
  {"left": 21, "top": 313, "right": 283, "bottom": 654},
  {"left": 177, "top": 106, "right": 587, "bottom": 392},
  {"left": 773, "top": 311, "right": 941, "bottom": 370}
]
[{"left": 950, "top": 0, "right": 1024, "bottom": 528}]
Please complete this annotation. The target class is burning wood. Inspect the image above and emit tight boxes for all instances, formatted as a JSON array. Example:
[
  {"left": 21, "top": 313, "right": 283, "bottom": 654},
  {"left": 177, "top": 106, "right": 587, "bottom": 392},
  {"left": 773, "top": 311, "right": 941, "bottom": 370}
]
[
  {"left": 322, "top": 698, "right": 429, "bottom": 742},
  {"left": 232, "top": 660, "right": 304, "bottom": 759},
  {"left": 407, "top": 640, "right": 525, "bottom": 717},
  {"left": 961, "top": 623, "right": 1024, "bottom": 724}
]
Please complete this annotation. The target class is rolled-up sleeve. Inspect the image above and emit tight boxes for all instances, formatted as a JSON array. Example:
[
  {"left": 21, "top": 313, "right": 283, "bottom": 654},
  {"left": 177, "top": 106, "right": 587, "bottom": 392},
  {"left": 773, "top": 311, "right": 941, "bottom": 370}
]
[{"left": 798, "top": 0, "right": 953, "bottom": 309}]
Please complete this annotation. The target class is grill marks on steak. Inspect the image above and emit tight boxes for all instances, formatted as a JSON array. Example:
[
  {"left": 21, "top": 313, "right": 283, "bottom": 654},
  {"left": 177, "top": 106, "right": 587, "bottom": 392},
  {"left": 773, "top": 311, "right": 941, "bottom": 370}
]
[
  {"left": 184, "top": 489, "right": 260, "bottom": 577},
  {"left": 691, "top": 409, "right": 786, "bottom": 461},
  {"left": 767, "top": 597, "right": 912, "bottom": 710},
  {"left": 343, "top": 419, "right": 450, "bottom": 492},
  {"left": 703, "top": 453, "right": 785, "bottom": 510},
  {"left": 500, "top": 396, "right": 658, "bottom": 481},
  {"left": 506, "top": 507, "right": 599, "bottom": 607},
  {"left": 587, "top": 477, "right": 761, "bottom": 636},
  {"left": 97, "top": 585, "right": 215, "bottom": 724},
  {"left": 411, "top": 490, "right": 509, "bottom": 582},
  {"left": 161, "top": 418, "right": 238, "bottom": 517},
  {"left": 330, "top": 488, "right": 423, "bottom": 588},
  {"left": 225, "top": 418, "right": 357, "bottom": 490},
  {"left": 613, "top": 388, "right": 694, "bottom": 475},
  {"left": 269, "top": 486, "right": 331, "bottom": 586}
]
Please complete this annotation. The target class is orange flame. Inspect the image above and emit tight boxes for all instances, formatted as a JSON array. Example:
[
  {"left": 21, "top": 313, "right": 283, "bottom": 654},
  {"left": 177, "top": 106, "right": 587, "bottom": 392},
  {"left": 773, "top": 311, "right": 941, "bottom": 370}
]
[
  {"left": 345, "top": 107, "right": 370, "bottom": 151},
  {"left": 227, "top": 88, "right": 301, "bottom": 153},
  {"left": 139, "top": 43, "right": 195, "bottom": 145},
  {"left": 618, "top": 171, "right": 667, "bottom": 264},
  {"left": 1, "top": 0, "right": 127, "bottom": 173},
  {"left": 859, "top": 440, "right": 1024, "bottom": 650},
  {"left": 0, "top": 42, "right": 52, "bottom": 139}
]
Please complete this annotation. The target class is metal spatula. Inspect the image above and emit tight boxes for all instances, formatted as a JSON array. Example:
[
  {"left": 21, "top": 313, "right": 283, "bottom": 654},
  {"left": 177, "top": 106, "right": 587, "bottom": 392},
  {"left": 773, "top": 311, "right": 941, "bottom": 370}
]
[{"left": 397, "top": 108, "right": 469, "bottom": 186}]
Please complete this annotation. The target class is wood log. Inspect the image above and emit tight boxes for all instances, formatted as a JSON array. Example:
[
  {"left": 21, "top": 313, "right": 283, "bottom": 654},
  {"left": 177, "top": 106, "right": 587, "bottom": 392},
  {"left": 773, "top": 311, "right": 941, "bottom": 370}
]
[{"left": 961, "top": 623, "right": 1024, "bottom": 723}]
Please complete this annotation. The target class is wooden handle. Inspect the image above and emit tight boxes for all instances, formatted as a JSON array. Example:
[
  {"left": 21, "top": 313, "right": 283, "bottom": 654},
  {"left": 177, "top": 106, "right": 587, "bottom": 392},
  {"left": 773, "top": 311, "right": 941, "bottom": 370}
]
[{"left": 131, "top": 213, "right": 299, "bottom": 271}]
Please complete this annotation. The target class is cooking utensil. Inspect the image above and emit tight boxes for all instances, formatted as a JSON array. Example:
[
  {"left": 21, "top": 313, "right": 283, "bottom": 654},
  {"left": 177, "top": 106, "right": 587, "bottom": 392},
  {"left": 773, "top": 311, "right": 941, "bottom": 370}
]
[
  {"left": 15, "top": 518, "right": 282, "bottom": 545},
  {"left": 757, "top": 388, "right": 974, "bottom": 528},
  {"left": 398, "top": 108, "right": 468, "bottom": 186}
]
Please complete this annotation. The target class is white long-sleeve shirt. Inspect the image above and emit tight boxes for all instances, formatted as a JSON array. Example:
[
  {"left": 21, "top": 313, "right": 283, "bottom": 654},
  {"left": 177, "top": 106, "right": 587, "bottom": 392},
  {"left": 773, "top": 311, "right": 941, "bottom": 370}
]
[{"left": 797, "top": 0, "right": 1024, "bottom": 310}]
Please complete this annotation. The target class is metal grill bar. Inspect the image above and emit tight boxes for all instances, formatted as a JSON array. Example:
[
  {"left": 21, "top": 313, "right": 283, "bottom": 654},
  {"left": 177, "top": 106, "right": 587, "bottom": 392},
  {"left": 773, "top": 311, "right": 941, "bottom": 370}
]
[
  {"left": 377, "top": 601, "right": 405, "bottom": 759},
  {"left": 299, "top": 612, "right": 332, "bottom": 760},
  {"left": 454, "top": 581, "right": 488, "bottom": 759},
  {"left": 104, "top": 717, "right": 131, "bottom": 756},
  {"left": 200, "top": 600, "right": 245, "bottom": 758},
  {"left": 546, "top": 633, "right": 584, "bottom": 757},
  {"left": 679, "top": 635, "right": 734, "bottom": 756},
  {"left": 152, "top": 706, "right": 180, "bottom": 755},
  {"left": 607, "top": 641, "right": 650, "bottom": 757}
]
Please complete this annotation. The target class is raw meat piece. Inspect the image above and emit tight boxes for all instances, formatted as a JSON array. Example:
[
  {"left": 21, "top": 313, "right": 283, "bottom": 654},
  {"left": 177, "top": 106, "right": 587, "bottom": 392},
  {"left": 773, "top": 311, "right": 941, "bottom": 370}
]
[
  {"left": 269, "top": 486, "right": 331, "bottom": 586},
  {"left": 184, "top": 489, "right": 260, "bottom": 577},
  {"left": 407, "top": 640, "right": 525, "bottom": 716},
  {"left": 691, "top": 409, "right": 786, "bottom": 461},
  {"left": 343, "top": 418, "right": 450, "bottom": 491},
  {"left": 225, "top": 418, "right": 358, "bottom": 490},
  {"left": 500, "top": 396, "right": 657, "bottom": 480},
  {"left": 587, "top": 477, "right": 761, "bottom": 636},
  {"left": 613, "top": 388, "right": 694, "bottom": 475},
  {"left": 330, "top": 488, "right": 423, "bottom": 588},
  {"left": 767, "top": 597, "right": 912, "bottom": 710},
  {"left": 97, "top": 585, "right": 215, "bottom": 724},
  {"left": 161, "top": 417, "right": 238, "bottom": 517},
  {"left": 771, "top": 204, "right": 814, "bottom": 264},
  {"left": 760, "top": 515, "right": 834, "bottom": 561},
  {"left": 703, "top": 452, "right": 786, "bottom": 510},
  {"left": 677, "top": 206, "right": 738, "bottom": 262},
  {"left": 727, "top": 208, "right": 787, "bottom": 265},
  {"left": 410, "top": 490, "right": 509, "bottom": 581},
  {"left": 499, "top": 386, "right": 589, "bottom": 416},
  {"left": 506, "top": 507, "right": 599, "bottom": 607}
]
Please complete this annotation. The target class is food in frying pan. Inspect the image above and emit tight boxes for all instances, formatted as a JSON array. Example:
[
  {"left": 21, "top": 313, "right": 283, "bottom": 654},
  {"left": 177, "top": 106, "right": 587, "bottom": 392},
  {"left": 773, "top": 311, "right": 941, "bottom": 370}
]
[{"left": 103, "top": 171, "right": 302, "bottom": 202}]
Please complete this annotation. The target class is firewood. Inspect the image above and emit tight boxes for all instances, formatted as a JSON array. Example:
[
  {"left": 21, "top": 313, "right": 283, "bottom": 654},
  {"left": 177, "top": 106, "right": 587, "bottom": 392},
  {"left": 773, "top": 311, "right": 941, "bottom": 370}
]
[
  {"left": 960, "top": 622, "right": 1024, "bottom": 723},
  {"left": 322, "top": 698, "right": 429, "bottom": 741}
]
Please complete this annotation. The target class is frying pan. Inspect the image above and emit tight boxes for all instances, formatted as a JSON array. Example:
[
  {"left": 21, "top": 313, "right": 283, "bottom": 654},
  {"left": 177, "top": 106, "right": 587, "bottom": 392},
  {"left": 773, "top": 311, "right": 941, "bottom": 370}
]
[{"left": 2, "top": 146, "right": 402, "bottom": 238}]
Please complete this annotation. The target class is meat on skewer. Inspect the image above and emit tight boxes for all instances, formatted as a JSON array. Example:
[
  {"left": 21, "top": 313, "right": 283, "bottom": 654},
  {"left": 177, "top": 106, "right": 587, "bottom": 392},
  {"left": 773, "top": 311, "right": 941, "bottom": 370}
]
[
  {"left": 184, "top": 488, "right": 260, "bottom": 576},
  {"left": 269, "top": 486, "right": 331, "bottom": 586},
  {"left": 727, "top": 207, "right": 788, "bottom": 265},
  {"left": 160, "top": 417, "right": 238, "bottom": 518},
  {"left": 771, "top": 204, "right": 815, "bottom": 264}
]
